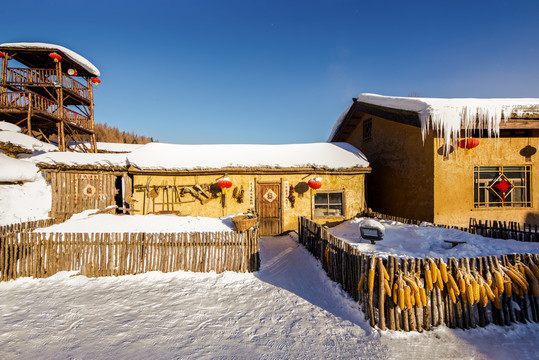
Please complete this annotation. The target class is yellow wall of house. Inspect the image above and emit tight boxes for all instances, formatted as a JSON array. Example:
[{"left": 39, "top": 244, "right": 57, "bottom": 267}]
[
  {"left": 433, "top": 136, "right": 539, "bottom": 227},
  {"left": 131, "top": 172, "right": 367, "bottom": 232},
  {"left": 344, "top": 116, "right": 435, "bottom": 222}
]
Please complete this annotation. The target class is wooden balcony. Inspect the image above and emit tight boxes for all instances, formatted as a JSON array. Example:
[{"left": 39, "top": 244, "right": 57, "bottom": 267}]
[
  {"left": 4, "top": 68, "right": 90, "bottom": 106},
  {"left": 0, "top": 91, "right": 93, "bottom": 134}
]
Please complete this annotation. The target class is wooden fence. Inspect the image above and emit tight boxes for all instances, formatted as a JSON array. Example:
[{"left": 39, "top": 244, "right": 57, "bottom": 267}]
[
  {"left": 0, "top": 219, "right": 55, "bottom": 235},
  {"left": 0, "top": 229, "right": 260, "bottom": 281},
  {"left": 358, "top": 210, "right": 538, "bottom": 242},
  {"left": 298, "top": 216, "right": 539, "bottom": 331}
]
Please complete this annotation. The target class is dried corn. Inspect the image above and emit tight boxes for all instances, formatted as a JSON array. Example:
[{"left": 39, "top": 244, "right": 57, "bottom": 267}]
[
  {"left": 358, "top": 273, "right": 365, "bottom": 291},
  {"left": 368, "top": 268, "right": 375, "bottom": 291}
]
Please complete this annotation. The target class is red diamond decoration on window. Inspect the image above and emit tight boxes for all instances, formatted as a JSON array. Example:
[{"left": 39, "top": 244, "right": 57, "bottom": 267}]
[{"left": 489, "top": 174, "right": 514, "bottom": 202}]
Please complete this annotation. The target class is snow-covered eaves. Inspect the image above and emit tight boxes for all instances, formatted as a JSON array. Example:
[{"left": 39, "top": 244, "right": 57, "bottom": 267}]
[
  {"left": 0, "top": 42, "right": 100, "bottom": 77},
  {"left": 0, "top": 130, "right": 58, "bottom": 153},
  {"left": 329, "top": 93, "right": 539, "bottom": 146},
  {"left": 127, "top": 142, "right": 370, "bottom": 172},
  {"left": 0, "top": 153, "right": 40, "bottom": 183},
  {"left": 30, "top": 152, "right": 129, "bottom": 171},
  {"left": 67, "top": 142, "right": 145, "bottom": 153}
]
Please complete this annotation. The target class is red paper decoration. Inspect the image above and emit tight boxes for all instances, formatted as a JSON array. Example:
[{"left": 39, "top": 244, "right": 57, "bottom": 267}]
[
  {"left": 0, "top": 51, "right": 5, "bottom": 58},
  {"left": 49, "top": 52, "right": 62, "bottom": 62},
  {"left": 68, "top": 68, "right": 78, "bottom": 76},
  {"left": 308, "top": 177, "right": 322, "bottom": 194},
  {"left": 490, "top": 176, "right": 514, "bottom": 203},
  {"left": 458, "top": 138, "right": 479, "bottom": 150},
  {"left": 218, "top": 177, "right": 232, "bottom": 194},
  {"left": 91, "top": 78, "right": 101, "bottom": 85}
]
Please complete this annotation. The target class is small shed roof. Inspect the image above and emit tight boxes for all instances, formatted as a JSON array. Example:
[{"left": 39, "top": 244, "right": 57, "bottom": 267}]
[
  {"left": 0, "top": 42, "right": 101, "bottom": 77},
  {"left": 31, "top": 152, "right": 128, "bottom": 171},
  {"left": 127, "top": 142, "right": 369, "bottom": 172}
]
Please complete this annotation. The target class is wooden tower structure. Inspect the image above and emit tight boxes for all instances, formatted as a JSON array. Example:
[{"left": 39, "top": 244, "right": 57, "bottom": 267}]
[{"left": 0, "top": 42, "right": 101, "bottom": 152}]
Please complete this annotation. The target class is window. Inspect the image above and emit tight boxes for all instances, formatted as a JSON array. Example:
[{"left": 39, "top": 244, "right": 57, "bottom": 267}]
[
  {"left": 474, "top": 166, "right": 532, "bottom": 208},
  {"left": 362, "top": 118, "right": 372, "bottom": 142},
  {"left": 314, "top": 191, "right": 344, "bottom": 218}
]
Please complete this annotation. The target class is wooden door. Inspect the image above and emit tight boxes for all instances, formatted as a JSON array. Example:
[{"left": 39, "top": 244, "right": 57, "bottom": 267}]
[{"left": 258, "top": 182, "right": 281, "bottom": 236}]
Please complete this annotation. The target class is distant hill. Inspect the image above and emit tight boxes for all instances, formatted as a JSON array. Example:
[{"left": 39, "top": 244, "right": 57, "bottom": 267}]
[{"left": 94, "top": 123, "right": 154, "bottom": 144}]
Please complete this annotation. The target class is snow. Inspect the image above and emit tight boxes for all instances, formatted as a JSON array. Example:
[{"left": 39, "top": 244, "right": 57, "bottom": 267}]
[
  {"left": 0, "top": 130, "right": 58, "bottom": 153},
  {"left": 329, "top": 93, "right": 539, "bottom": 151},
  {"left": 0, "top": 234, "right": 537, "bottom": 359},
  {"left": 330, "top": 217, "right": 539, "bottom": 260},
  {"left": 0, "top": 154, "right": 40, "bottom": 183},
  {"left": 0, "top": 173, "right": 50, "bottom": 225},
  {"left": 0, "top": 42, "right": 101, "bottom": 77},
  {"left": 35, "top": 211, "right": 236, "bottom": 234},
  {"left": 68, "top": 142, "right": 146, "bottom": 153},
  {"left": 0, "top": 121, "right": 21, "bottom": 133},
  {"left": 30, "top": 151, "right": 128, "bottom": 169},
  {"left": 128, "top": 142, "right": 369, "bottom": 170}
]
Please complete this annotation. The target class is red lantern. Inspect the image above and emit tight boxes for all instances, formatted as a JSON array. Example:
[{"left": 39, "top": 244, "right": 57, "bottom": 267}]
[
  {"left": 308, "top": 177, "right": 322, "bottom": 194},
  {"left": 218, "top": 177, "right": 232, "bottom": 194},
  {"left": 49, "top": 52, "right": 62, "bottom": 62},
  {"left": 458, "top": 138, "right": 479, "bottom": 150},
  {"left": 0, "top": 51, "right": 5, "bottom": 58},
  {"left": 68, "top": 68, "right": 78, "bottom": 76},
  {"left": 91, "top": 77, "right": 101, "bottom": 85}
]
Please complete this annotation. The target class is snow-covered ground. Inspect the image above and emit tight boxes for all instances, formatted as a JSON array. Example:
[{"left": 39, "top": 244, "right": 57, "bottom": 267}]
[
  {"left": 34, "top": 210, "right": 236, "bottom": 234},
  {"left": 1, "top": 233, "right": 538, "bottom": 360},
  {"left": 330, "top": 217, "right": 539, "bottom": 260}
]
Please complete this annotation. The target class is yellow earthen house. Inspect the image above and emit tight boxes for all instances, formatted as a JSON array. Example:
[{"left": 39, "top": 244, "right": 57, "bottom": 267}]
[{"left": 329, "top": 94, "right": 539, "bottom": 226}]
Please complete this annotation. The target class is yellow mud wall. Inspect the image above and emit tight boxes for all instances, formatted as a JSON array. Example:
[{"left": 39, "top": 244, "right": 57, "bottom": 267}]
[
  {"left": 433, "top": 135, "right": 539, "bottom": 227},
  {"left": 131, "top": 172, "right": 367, "bottom": 232},
  {"left": 344, "top": 116, "right": 435, "bottom": 222}
]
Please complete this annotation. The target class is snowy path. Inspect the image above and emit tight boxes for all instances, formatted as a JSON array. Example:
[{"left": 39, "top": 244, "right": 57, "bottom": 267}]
[{"left": 0, "top": 233, "right": 538, "bottom": 359}]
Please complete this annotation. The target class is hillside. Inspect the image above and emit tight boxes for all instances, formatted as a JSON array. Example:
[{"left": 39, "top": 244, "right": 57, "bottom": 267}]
[{"left": 93, "top": 123, "right": 154, "bottom": 144}]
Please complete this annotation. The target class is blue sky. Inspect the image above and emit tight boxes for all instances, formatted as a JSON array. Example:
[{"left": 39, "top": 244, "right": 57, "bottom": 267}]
[{"left": 3, "top": 1, "right": 539, "bottom": 144}]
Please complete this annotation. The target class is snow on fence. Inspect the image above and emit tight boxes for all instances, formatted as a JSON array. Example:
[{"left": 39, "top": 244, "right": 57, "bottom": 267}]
[
  {"left": 359, "top": 210, "right": 538, "bottom": 242},
  {"left": 298, "top": 217, "right": 539, "bottom": 332},
  {"left": 0, "top": 229, "right": 260, "bottom": 281}
]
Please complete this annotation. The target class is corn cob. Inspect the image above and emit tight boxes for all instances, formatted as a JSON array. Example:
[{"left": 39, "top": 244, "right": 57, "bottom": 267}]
[
  {"left": 384, "top": 279, "right": 391, "bottom": 297},
  {"left": 484, "top": 282, "right": 495, "bottom": 301},
  {"left": 436, "top": 268, "right": 444, "bottom": 290},
  {"left": 532, "top": 281, "right": 539, "bottom": 297},
  {"left": 486, "top": 271, "right": 493, "bottom": 287},
  {"left": 522, "top": 265, "right": 538, "bottom": 284},
  {"left": 440, "top": 261, "right": 448, "bottom": 283},
  {"left": 448, "top": 274, "right": 460, "bottom": 295},
  {"left": 493, "top": 293, "right": 501, "bottom": 309},
  {"left": 404, "top": 285, "right": 412, "bottom": 309},
  {"left": 382, "top": 264, "right": 389, "bottom": 281},
  {"left": 459, "top": 276, "right": 466, "bottom": 295},
  {"left": 480, "top": 284, "right": 488, "bottom": 307},
  {"left": 420, "top": 287, "right": 427, "bottom": 306},
  {"left": 504, "top": 277, "right": 512, "bottom": 297},
  {"left": 472, "top": 278, "right": 480, "bottom": 303},
  {"left": 358, "top": 273, "right": 365, "bottom": 291},
  {"left": 393, "top": 282, "right": 399, "bottom": 303},
  {"left": 404, "top": 276, "right": 419, "bottom": 293},
  {"left": 530, "top": 263, "right": 539, "bottom": 281},
  {"left": 425, "top": 267, "right": 433, "bottom": 291},
  {"left": 398, "top": 287, "right": 405, "bottom": 310},
  {"left": 448, "top": 287, "right": 456, "bottom": 303},
  {"left": 494, "top": 271, "right": 504, "bottom": 294},
  {"left": 430, "top": 261, "right": 438, "bottom": 284},
  {"left": 505, "top": 267, "right": 528, "bottom": 291},
  {"left": 466, "top": 279, "right": 474, "bottom": 304},
  {"left": 368, "top": 268, "right": 375, "bottom": 291}
]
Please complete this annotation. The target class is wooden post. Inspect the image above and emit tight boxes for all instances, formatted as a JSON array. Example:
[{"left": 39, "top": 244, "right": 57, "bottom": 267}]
[
  {"left": 0, "top": 52, "right": 7, "bottom": 95},
  {"left": 56, "top": 60, "right": 65, "bottom": 151},
  {"left": 378, "top": 257, "right": 386, "bottom": 330}
]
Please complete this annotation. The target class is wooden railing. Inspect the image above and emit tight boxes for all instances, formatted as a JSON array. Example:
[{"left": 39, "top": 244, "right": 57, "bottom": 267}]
[
  {"left": 6, "top": 68, "right": 89, "bottom": 101},
  {"left": 299, "top": 216, "right": 539, "bottom": 331},
  {"left": 0, "top": 91, "right": 92, "bottom": 130},
  {"left": 0, "top": 229, "right": 260, "bottom": 281}
]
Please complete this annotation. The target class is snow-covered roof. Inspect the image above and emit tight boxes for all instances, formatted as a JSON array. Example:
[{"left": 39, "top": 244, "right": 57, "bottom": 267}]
[
  {"left": 127, "top": 142, "right": 369, "bottom": 171},
  {"left": 68, "top": 142, "right": 145, "bottom": 153},
  {"left": 329, "top": 93, "right": 539, "bottom": 149},
  {"left": 0, "top": 121, "right": 22, "bottom": 133},
  {"left": 0, "top": 130, "right": 58, "bottom": 153},
  {"left": 0, "top": 42, "right": 101, "bottom": 77},
  {"left": 0, "top": 153, "right": 40, "bottom": 183},
  {"left": 30, "top": 152, "right": 128, "bottom": 170}
]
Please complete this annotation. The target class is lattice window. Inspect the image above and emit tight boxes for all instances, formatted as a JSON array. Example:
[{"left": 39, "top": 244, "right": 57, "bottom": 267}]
[
  {"left": 474, "top": 166, "right": 532, "bottom": 208},
  {"left": 363, "top": 118, "right": 372, "bottom": 143},
  {"left": 314, "top": 191, "right": 344, "bottom": 218}
]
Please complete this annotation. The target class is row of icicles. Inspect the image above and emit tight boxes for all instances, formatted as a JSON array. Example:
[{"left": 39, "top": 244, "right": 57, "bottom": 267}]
[{"left": 357, "top": 257, "right": 539, "bottom": 311}]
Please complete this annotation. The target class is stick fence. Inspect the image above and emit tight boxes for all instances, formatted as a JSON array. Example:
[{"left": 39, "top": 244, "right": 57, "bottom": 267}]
[
  {"left": 299, "top": 216, "right": 539, "bottom": 332},
  {"left": 0, "top": 229, "right": 260, "bottom": 281}
]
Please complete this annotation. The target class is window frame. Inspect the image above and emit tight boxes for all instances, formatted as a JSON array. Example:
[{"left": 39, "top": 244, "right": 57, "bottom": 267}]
[
  {"left": 312, "top": 190, "right": 346, "bottom": 219},
  {"left": 362, "top": 118, "right": 372, "bottom": 143},
  {"left": 473, "top": 165, "right": 532, "bottom": 208}
]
